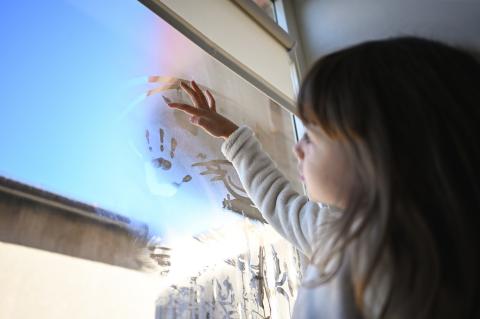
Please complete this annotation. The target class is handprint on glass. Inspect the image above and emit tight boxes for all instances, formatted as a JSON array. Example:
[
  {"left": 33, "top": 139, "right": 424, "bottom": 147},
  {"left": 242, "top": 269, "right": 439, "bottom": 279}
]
[
  {"left": 192, "top": 159, "right": 265, "bottom": 221},
  {"left": 143, "top": 127, "right": 193, "bottom": 197}
]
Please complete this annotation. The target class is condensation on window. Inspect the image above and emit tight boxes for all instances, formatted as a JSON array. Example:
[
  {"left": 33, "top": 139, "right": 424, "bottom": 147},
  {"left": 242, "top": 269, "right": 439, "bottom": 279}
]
[{"left": 0, "top": 0, "right": 305, "bottom": 317}]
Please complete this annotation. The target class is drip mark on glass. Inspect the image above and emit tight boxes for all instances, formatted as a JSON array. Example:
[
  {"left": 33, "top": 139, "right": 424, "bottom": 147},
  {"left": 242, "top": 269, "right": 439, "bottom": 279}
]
[
  {"left": 159, "top": 128, "right": 165, "bottom": 152},
  {"left": 170, "top": 137, "right": 177, "bottom": 158},
  {"left": 145, "top": 129, "right": 152, "bottom": 151}
]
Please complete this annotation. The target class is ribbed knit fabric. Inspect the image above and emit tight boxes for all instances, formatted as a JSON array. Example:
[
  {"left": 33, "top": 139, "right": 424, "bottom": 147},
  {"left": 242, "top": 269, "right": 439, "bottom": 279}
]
[{"left": 221, "top": 126, "right": 363, "bottom": 319}]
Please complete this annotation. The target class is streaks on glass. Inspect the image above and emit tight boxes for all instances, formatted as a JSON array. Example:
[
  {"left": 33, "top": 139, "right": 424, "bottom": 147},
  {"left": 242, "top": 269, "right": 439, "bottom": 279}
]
[
  {"left": 217, "top": 278, "right": 237, "bottom": 318},
  {"left": 170, "top": 137, "right": 177, "bottom": 159},
  {"left": 150, "top": 226, "right": 302, "bottom": 319},
  {"left": 272, "top": 245, "right": 293, "bottom": 314},
  {"left": 145, "top": 129, "right": 153, "bottom": 151},
  {"left": 159, "top": 128, "right": 165, "bottom": 152},
  {"left": 191, "top": 159, "right": 263, "bottom": 221}
]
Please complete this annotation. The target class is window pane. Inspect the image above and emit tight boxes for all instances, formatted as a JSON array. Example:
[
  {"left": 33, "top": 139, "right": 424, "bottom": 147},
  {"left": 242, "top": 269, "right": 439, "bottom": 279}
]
[
  {"left": 0, "top": 0, "right": 301, "bottom": 235},
  {"left": 0, "top": 1, "right": 303, "bottom": 316}
]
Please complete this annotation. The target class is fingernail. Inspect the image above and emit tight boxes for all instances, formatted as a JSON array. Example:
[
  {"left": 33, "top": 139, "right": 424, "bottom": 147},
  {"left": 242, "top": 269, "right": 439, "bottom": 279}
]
[{"left": 162, "top": 95, "right": 172, "bottom": 104}]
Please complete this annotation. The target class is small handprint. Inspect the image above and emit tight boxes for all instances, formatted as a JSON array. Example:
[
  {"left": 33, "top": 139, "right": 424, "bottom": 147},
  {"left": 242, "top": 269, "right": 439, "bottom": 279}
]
[
  {"left": 146, "top": 127, "right": 180, "bottom": 172},
  {"left": 144, "top": 127, "right": 192, "bottom": 197}
]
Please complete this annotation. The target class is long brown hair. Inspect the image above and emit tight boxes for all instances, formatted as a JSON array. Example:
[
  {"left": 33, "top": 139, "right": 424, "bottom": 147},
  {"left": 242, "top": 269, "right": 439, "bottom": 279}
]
[{"left": 298, "top": 37, "right": 480, "bottom": 318}]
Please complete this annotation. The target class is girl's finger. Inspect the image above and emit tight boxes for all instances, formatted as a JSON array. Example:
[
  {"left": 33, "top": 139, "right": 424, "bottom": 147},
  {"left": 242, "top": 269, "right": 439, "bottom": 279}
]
[
  {"left": 190, "top": 115, "right": 209, "bottom": 130},
  {"left": 168, "top": 103, "right": 205, "bottom": 116},
  {"left": 180, "top": 82, "right": 202, "bottom": 109},
  {"left": 191, "top": 81, "right": 209, "bottom": 109},
  {"left": 206, "top": 90, "right": 216, "bottom": 113}
]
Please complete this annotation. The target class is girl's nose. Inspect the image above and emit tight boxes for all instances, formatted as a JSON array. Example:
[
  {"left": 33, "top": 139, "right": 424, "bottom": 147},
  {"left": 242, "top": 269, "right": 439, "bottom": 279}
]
[{"left": 293, "top": 142, "right": 304, "bottom": 160}]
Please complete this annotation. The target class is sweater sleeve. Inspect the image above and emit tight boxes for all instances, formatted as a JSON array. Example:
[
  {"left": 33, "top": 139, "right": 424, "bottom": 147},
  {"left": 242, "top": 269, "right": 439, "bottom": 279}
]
[{"left": 221, "top": 125, "right": 337, "bottom": 259}]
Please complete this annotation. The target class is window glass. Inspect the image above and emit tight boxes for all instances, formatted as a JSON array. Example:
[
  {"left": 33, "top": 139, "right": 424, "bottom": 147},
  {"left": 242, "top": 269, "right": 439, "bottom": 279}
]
[
  {"left": 0, "top": 0, "right": 301, "bottom": 236},
  {"left": 0, "top": 1, "right": 304, "bottom": 316}
]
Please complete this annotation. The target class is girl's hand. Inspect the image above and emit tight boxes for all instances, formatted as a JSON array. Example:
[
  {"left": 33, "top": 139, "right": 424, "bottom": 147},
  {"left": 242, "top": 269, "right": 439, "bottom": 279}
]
[{"left": 167, "top": 81, "right": 239, "bottom": 140}]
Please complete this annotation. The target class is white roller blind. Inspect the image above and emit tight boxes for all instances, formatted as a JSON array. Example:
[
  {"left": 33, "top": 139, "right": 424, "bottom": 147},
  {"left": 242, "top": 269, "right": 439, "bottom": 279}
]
[{"left": 143, "top": 0, "right": 297, "bottom": 112}]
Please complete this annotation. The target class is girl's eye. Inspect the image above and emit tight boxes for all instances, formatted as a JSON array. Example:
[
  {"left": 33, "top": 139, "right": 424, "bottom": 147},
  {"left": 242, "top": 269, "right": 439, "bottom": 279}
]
[{"left": 303, "top": 133, "right": 311, "bottom": 143}]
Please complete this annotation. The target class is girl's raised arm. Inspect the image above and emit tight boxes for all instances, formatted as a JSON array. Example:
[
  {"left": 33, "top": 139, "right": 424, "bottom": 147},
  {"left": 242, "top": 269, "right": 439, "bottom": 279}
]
[{"left": 168, "top": 81, "right": 334, "bottom": 258}]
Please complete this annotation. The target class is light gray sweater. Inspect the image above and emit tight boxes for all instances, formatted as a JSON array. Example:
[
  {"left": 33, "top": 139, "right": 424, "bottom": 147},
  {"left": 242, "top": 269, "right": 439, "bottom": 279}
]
[{"left": 221, "top": 126, "right": 364, "bottom": 319}]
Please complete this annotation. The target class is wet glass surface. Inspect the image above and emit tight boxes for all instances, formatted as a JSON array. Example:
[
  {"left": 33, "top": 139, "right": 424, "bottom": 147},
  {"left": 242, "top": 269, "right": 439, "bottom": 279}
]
[
  {"left": 0, "top": 0, "right": 301, "bottom": 239},
  {"left": 0, "top": 1, "right": 304, "bottom": 317}
]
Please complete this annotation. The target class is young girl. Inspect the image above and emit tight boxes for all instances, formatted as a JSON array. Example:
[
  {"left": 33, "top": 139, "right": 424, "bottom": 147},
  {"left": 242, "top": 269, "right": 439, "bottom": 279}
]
[{"left": 167, "top": 37, "right": 480, "bottom": 318}]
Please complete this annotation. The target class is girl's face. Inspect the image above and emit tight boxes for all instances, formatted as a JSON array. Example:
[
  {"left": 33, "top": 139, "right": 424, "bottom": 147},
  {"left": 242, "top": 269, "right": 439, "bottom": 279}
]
[{"left": 293, "top": 125, "right": 350, "bottom": 208}]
